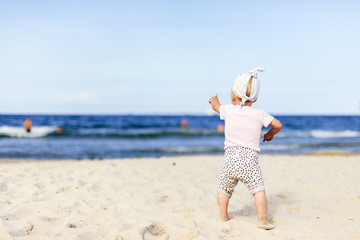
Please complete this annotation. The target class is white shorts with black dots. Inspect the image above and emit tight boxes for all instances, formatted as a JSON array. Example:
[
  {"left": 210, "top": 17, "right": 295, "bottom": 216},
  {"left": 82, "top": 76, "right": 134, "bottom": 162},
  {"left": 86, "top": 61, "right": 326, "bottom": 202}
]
[{"left": 218, "top": 146, "right": 265, "bottom": 197}]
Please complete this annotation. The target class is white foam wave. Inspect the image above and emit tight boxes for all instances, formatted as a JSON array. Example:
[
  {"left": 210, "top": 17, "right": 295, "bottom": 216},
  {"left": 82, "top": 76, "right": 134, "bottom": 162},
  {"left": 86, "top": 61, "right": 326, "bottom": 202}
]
[
  {"left": 309, "top": 130, "right": 360, "bottom": 138},
  {"left": 0, "top": 126, "right": 58, "bottom": 138},
  {"left": 261, "top": 131, "right": 302, "bottom": 139},
  {"left": 260, "top": 144, "right": 301, "bottom": 150},
  {"left": 160, "top": 147, "right": 223, "bottom": 153}
]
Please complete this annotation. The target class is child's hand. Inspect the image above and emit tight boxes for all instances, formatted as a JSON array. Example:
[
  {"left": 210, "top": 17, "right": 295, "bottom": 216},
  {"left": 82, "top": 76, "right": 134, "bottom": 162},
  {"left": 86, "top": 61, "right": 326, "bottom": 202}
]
[
  {"left": 208, "top": 94, "right": 221, "bottom": 113},
  {"left": 263, "top": 119, "right": 282, "bottom": 142},
  {"left": 263, "top": 132, "right": 274, "bottom": 142},
  {"left": 208, "top": 94, "right": 219, "bottom": 104}
]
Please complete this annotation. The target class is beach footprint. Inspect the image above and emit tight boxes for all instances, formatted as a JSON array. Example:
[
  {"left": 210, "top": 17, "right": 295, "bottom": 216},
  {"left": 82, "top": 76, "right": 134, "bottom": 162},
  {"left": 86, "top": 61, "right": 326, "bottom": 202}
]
[
  {"left": 276, "top": 194, "right": 288, "bottom": 199},
  {"left": 220, "top": 221, "right": 231, "bottom": 235},
  {"left": 8, "top": 224, "right": 34, "bottom": 238},
  {"left": 0, "top": 182, "right": 8, "bottom": 192},
  {"left": 140, "top": 223, "right": 168, "bottom": 240}
]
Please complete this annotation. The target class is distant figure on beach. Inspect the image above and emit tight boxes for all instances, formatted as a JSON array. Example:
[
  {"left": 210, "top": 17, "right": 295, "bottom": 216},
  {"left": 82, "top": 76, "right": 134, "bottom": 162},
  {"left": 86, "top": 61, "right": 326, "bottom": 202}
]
[
  {"left": 180, "top": 118, "right": 189, "bottom": 128},
  {"left": 209, "top": 68, "right": 282, "bottom": 230},
  {"left": 23, "top": 117, "right": 32, "bottom": 133}
]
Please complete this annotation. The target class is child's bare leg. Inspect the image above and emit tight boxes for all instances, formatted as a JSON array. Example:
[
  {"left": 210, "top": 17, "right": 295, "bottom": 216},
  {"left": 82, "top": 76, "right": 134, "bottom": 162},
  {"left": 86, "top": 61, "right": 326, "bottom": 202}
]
[
  {"left": 254, "top": 190, "right": 275, "bottom": 230},
  {"left": 254, "top": 190, "right": 268, "bottom": 220},
  {"left": 217, "top": 193, "right": 229, "bottom": 221}
]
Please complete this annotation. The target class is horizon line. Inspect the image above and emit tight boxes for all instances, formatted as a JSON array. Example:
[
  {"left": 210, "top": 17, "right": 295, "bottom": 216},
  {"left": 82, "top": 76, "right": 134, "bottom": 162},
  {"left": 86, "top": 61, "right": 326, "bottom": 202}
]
[{"left": 0, "top": 112, "right": 359, "bottom": 116}]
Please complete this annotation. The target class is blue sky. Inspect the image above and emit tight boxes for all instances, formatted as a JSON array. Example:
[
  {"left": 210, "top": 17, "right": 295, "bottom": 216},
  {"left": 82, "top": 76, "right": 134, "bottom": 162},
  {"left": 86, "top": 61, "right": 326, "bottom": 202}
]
[{"left": 0, "top": 0, "right": 359, "bottom": 115}]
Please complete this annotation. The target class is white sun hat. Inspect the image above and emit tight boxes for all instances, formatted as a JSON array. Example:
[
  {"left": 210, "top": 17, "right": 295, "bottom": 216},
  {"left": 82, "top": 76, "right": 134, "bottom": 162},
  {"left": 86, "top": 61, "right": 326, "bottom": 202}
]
[{"left": 232, "top": 67, "right": 265, "bottom": 108}]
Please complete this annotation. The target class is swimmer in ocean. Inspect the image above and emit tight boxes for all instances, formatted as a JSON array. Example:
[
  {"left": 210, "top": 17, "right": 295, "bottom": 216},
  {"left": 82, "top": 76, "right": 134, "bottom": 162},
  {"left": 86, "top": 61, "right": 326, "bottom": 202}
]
[{"left": 23, "top": 117, "right": 32, "bottom": 133}]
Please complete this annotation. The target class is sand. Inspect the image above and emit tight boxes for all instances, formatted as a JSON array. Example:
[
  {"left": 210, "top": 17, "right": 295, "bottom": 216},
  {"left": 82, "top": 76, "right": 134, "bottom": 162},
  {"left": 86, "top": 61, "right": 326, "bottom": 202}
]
[{"left": 0, "top": 154, "right": 359, "bottom": 240}]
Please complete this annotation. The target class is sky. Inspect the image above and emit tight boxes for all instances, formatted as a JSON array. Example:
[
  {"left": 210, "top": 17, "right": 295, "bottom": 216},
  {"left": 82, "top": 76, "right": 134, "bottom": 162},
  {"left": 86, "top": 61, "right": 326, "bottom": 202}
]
[{"left": 0, "top": 0, "right": 359, "bottom": 115}]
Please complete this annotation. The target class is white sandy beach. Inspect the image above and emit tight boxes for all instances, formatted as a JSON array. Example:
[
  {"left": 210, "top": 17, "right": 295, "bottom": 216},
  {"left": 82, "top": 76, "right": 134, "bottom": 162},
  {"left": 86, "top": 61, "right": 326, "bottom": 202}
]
[{"left": 0, "top": 154, "right": 359, "bottom": 240}]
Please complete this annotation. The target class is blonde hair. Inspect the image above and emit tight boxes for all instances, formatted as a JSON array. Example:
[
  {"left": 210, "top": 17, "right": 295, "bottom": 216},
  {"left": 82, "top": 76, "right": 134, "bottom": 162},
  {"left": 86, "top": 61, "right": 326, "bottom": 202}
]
[{"left": 246, "top": 77, "right": 253, "bottom": 98}]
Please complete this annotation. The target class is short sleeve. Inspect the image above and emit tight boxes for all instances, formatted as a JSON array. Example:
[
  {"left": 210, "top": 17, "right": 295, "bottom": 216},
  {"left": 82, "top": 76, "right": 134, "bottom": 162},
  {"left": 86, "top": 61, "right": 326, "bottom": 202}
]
[
  {"left": 220, "top": 105, "right": 226, "bottom": 120},
  {"left": 262, "top": 110, "right": 274, "bottom": 127}
]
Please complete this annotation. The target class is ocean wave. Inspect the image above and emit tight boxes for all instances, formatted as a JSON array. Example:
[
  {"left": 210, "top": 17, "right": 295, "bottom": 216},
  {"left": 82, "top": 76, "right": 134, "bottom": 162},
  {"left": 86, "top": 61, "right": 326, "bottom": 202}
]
[
  {"left": 267, "top": 130, "right": 360, "bottom": 139},
  {"left": 309, "top": 130, "right": 360, "bottom": 138},
  {"left": 158, "top": 147, "right": 224, "bottom": 154},
  {"left": 260, "top": 144, "right": 301, "bottom": 150},
  {"left": 0, "top": 126, "right": 224, "bottom": 138},
  {"left": 1, "top": 125, "right": 359, "bottom": 140},
  {"left": 110, "top": 147, "right": 224, "bottom": 155},
  {"left": 56, "top": 128, "right": 222, "bottom": 138},
  {"left": 0, "top": 126, "right": 58, "bottom": 138},
  {"left": 261, "top": 142, "right": 360, "bottom": 152}
]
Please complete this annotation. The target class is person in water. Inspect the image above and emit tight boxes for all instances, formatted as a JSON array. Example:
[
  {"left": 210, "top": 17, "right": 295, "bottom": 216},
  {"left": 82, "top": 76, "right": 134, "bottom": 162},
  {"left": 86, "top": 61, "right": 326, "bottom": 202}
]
[
  {"left": 23, "top": 117, "right": 62, "bottom": 135},
  {"left": 23, "top": 118, "right": 32, "bottom": 133},
  {"left": 180, "top": 118, "right": 189, "bottom": 128}
]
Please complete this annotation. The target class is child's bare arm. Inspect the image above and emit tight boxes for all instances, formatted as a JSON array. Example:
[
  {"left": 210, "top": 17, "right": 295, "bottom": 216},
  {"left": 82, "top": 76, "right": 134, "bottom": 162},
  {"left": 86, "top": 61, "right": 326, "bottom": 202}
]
[
  {"left": 209, "top": 94, "right": 221, "bottom": 113},
  {"left": 263, "top": 118, "right": 282, "bottom": 142}
]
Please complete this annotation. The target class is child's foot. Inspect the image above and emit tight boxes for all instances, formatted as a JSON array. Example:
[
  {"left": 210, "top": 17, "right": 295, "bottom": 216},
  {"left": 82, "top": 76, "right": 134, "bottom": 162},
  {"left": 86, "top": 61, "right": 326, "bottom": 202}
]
[
  {"left": 257, "top": 220, "right": 275, "bottom": 230},
  {"left": 219, "top": 211, "right": 229, "bottom": 221},
  {"left": 219, "top": 217, "right": 229, "bottom": 221}
]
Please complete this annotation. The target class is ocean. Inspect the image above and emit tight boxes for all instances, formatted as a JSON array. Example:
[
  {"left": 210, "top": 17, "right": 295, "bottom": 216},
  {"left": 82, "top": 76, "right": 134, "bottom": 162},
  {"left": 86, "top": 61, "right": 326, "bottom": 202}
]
[{"left": 0, "top": 114, "right": 359, "bottom": 159}]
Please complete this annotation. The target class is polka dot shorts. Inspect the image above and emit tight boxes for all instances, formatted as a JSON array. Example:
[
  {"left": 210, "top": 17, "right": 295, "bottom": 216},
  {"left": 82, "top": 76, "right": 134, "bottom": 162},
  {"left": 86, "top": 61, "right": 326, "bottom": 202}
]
[{"left": 218, "top": 147, "right": 265, "bottom": 197}]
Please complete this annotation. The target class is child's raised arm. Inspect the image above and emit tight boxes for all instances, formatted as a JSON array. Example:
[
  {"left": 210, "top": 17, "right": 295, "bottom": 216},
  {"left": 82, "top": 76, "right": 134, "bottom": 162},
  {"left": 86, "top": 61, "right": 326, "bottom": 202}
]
[
  {"left": 263, "top": 118, "right": 282, "bottom": 142},
  {"left": 209, "top": 94, "right": 221, "bottom": 113}
]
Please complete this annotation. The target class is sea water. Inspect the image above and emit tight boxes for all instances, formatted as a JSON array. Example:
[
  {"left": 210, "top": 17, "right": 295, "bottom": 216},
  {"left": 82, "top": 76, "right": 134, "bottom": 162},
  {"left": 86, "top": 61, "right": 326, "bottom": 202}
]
[{"left": 0, "top": 114, "right": 359, "bottom": 159}]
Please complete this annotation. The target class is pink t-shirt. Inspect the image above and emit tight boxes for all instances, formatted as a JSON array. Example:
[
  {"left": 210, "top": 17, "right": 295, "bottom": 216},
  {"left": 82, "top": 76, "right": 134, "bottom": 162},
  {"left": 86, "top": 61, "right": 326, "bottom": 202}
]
[{"left": 220, "top": 105, "right": 274, "bottom": 152}]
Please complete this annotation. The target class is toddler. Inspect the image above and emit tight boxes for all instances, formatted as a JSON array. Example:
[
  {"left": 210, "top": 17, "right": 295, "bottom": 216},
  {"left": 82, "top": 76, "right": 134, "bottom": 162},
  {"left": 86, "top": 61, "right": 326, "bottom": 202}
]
[{"left": 208, "top": 67, "right": 282, "bottom": 230}]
